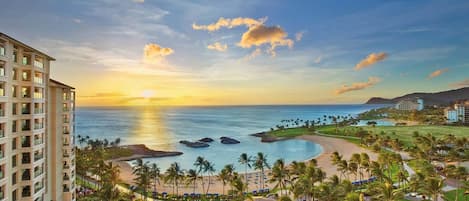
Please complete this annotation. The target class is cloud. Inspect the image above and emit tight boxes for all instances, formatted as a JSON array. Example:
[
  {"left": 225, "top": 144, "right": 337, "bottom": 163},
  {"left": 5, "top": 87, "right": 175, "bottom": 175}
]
[
  {"left": 354, "top": 52, "right": 388, "bottom": 70},
  {"left": 207, "top": 42, "right": 228, "bottom": 52},
  {"left": 335, "top": 77, "right": 381, "bottom": 95},
  {"left": 73, "top": 19, "right": 82, "bottom": 24},
  {"left": 243, "top": 48, "right": 262, "bottom": 60},
  {"left": 194, "top": 17, "right": 294, "bottom": 57},
  {"left": 132, "top": 0, "right": 144, "bottom": 3},
  {"left": 428, "top": 68, "right": 449, "bottom": 79},
  {"left": 143, "top": 43, "right": 174, "bottom": 64},
  {"left": 192, "top": 17, "right": 266, "bottom": 32},
  {"left": 238, "top": 24, "right": 294, "bottom": 57},
  {"left": 295, "top": 31, "right": 304, "bottom": 41},
  {"left": 314, "top": 56, "right": 322, "bottom": 64},
  {"left": 450, "top": 78, "right": 469, "bottom": 87},
  {"left": 80, "top": 92, "right": 126, "bottom": 98}
]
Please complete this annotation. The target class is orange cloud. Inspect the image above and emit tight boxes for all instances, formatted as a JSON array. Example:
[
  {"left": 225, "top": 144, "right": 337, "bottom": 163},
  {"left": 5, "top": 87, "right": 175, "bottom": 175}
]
[
  {"left": 207, "top": 42, "right": 228, "bottom": 52},
  {"left": 335, "top": 77, "right": 381, "bottom": 95},
  {"left": 143, "top": 43, "right": 174, "bottom": 64},
  {"left": 354, "top": 52, "right": 388, "bottom": 70},
  {"left": 238, "top": 25, "right": 293, "bottom": 57},
  {"left": 192, "top": 17, "right": 265, "bottom": 32},
  {"left": 450, "top": 78, "right": 469, "bottom": 87},
  {"left": 428, "top": 68, "right": 448, "bottom": 79}
]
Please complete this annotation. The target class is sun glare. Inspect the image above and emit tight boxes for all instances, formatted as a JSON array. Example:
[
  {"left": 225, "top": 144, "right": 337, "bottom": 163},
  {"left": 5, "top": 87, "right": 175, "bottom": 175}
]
[{"left": 141, "top": 90, "right": 155, "bottom": 99}]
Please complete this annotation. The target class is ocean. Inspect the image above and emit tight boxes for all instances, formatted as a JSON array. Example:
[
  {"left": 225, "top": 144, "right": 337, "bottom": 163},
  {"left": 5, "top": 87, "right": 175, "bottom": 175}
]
[{"left": 76, "top": 104, "right": 385, "bottom": 171}]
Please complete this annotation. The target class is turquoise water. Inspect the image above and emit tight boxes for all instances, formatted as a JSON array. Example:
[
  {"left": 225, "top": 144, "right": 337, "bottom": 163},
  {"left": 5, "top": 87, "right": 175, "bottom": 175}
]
[{"left": 76, "top": 105, "right": 386, "bottom": 171}]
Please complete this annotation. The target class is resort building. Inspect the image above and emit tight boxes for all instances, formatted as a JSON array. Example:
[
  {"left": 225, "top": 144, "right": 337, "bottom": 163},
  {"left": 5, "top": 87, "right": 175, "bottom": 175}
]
[
  {"left": 445, "top": 100, "right": 469, "bottom": 123},
  {"left": 0, "top": 33, "right": 76, "bottom": 201},
  {"left": 395, "top": 98, "right": 424, "bottom": 111}
]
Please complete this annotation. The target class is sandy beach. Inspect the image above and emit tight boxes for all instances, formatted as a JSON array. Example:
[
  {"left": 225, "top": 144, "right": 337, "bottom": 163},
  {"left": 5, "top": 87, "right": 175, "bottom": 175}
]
[{"left": 111, "top": 134, "right": 378, "bottom": 195}]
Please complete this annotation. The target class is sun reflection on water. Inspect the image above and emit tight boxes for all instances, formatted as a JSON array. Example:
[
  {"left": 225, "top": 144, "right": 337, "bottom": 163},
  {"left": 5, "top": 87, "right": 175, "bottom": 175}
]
[{"left": 129, "top": 106, "right": 175, "bottom": 150}]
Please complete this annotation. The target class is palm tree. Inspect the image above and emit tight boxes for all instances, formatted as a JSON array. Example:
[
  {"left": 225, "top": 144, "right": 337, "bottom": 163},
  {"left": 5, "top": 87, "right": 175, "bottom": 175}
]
[
  {"left": 269, "top": 159, "right": 289, "bottom": 196},
  {"left": 218, "top": 167, "right": 230, "bottom": 195},
  {"left": 164, "top": 162, "right": 184, "bottom": 196},
  {"left": 203, "top": 160, "right": 216, "bottom": 194},
  {"left": 149, "top": 163, "right": 160, "bottom": 194},
  {"left": 238, "top": 153, "right": 252, "bottom": 190},
  {"left": 424, "top": 177, "right": 445, "bottom": 201},
  {"left": 132, "top": 159, "right": 151, "bottom": 200},
  {"left": 254, "top": 152, "right": 270, "bottom": 190},
  {"left": 194, "top": 156, "right": 206, "bottom": 192},
  {"left": 371, "top": 182, "right": 404, "bottom": 201},
  {"left": 185, "top": 169, "right": 198, "bottom": 194}
]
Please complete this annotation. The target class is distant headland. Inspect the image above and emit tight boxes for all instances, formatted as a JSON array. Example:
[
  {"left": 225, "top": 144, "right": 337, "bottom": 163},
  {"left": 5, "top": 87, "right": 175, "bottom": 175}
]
[{"left": 365, "top": 87, "right": 469, "bottom": 105}]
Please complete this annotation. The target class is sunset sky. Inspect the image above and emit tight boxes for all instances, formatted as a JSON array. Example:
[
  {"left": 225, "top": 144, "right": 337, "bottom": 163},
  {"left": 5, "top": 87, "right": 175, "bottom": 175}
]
[{"left": 1, "top": 0, "right": 469, "bottom": 106}]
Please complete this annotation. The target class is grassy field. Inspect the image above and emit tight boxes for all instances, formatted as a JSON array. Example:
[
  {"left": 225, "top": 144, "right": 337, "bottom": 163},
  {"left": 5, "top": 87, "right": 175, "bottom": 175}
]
[
  {"left": 267, "top": 127, "right": 314, "bottom": 137},
  {"left": 444, "top": 189, "right": 468, "bottom": 201},
  {"left": 317, "top": 125, "right": 469, "bottom": 146}
]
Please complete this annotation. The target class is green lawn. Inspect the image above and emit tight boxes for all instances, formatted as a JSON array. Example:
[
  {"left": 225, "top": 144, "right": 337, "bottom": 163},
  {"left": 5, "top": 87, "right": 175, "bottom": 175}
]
[
  {"left": 444, "top": 189, "right": 468, "bottom": 201},
  {"left": 317, "top": 125, "right": 469, "bottom": 146},
  {"left": 267, "top": 127, "right": 314, "bottom": 137}
]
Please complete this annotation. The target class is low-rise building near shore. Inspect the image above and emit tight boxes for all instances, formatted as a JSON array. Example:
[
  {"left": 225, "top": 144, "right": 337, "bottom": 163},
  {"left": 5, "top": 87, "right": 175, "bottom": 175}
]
[
  {"left": 0, "top": 33, "right": 76, "bottom": 201},
  {"left": 395, "top": 98, "right": 424, "bottom": 111},
  {"left": 445, "top": 100, "right": 469, "bottom": 123}
]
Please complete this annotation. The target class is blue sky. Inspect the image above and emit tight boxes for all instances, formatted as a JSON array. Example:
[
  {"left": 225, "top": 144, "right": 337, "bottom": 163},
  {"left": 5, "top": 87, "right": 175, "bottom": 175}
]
[{"left": 1, "top": 0, "right": 468, "bottom": 105}]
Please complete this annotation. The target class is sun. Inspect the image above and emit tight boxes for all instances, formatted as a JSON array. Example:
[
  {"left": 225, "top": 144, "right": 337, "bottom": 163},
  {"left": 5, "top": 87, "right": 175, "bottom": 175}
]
[{"left": 141, "top": 90, "right": 155, "bottom": 99}]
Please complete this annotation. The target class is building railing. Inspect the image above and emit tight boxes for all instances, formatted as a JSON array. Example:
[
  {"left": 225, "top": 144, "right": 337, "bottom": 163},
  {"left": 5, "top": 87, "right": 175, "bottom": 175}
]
[
  {"left": 34, "top": 124, "right": 43, "bottom": 130},
  {"left": 21, "top": 189, "right": 31, "bottom": 197},
  {"left": 0, "top": 150, "right": 3, "bottom": 159},
  {"left": 0, "top": 109, "right": 4, "bottom": 117},
  {"left": 34, "top": 170, "right": 43, "bottom": 178},
  {"left": 0, "top": 170, "right": 3, "bottom": 179},
  {"left": 34, "top": 139, "right": 43, "bottom": 145},
  {"left": 0, "top": 130, "right": 4, "bottom": 138},
  {"left": 63, "top": 130, "right": 70, "bottom": 134},
  {"left": 34, "top": 60, "right": 44, "bottom": 68},
  {"left": 34, "top": 108, "right": 43, "bottom": 114},
  {"left": 34, "top": 153, "right": 43, "bottom": 161},
  {"left": 33, "top": 77, "right": 43, "bottom": 84},
  {"left": 34, "top": 183, "right": 44, "bottom": 193}
]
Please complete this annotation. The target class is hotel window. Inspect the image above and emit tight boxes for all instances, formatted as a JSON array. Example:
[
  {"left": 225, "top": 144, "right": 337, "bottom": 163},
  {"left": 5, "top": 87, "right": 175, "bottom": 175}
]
[
  {"left": 34, "top": 57, "right": 43, "bottom": 68},
  {"left": 0, "top": 123, "right": 4, "bottom": 137},
  {"left": 12, "top": 120, "right": 17, "bottom": 132},
  {"left": 0, "top": 63, "right": 4, "bottom": 76},
  {"left": 34, "top": 134, "right": 43, "bottom": 145},
  {"left": 12, "top": 155, "right": 17, "bottom": 168},
  {"left": 34, "top": 87, "right": 43, "bottom": 99},
  {"left": 71, "top": 91, "right": 75, "bottom": 100},
  {"left": 21, "top": 136, "right": 31, "bottom": 148},
  {"left": 63, "top": 91, "right": 68, "bottom": 100},
  {"left": 22, "top": 70, "right": 31, "bottom": 81},
  {"left": 0, "top": 83, "right": 5, "bottom": 96},
  {"left": 12, "top": 189, "right": 17, "bottom": 201},
  {"left": 13, "top": 50, "right": 18, "bottom": 63},
  {"left": 34, "top": 150, "right": 43, "bottom": 161},
  {"left": 12, "top": 85, "right": 17, "bottom": 98},
  {"left": 0, "top": 104, "right": 4, "bottom": 117},
  {"left": 22, "top": 185, "right": 31, "bottom": 197},
  {"left": 21, "top": 153, "right": 31, "bottom": 165},
  {"left": 21, "top": 119, "right": 30, "bottom": 131},
  {"left": 34, "top": 119, "right": 43, "bottom": 130},
  {"left": 12, "top": 172, "right": 17, "bottom": 185},
  {"left": 12, "top": 138, "right": 17, "bottom": 150},
  {"left": 12, "top": 68, "right": 17, "bottom": 80},
  {"left": 12, "top": 103, "right": 17, "bottom": 115},
  {"left": 22, "top": 54, "right": 31, "bottom": 65},
  {"left": 0, "top": 44, "right": 4, "bottom": 56},
  {"left": 21, "top": 103, "right": 30, "bottom": 114},
  {"left": 63, "top": 103, "right": 68, "bottom": 112},
  {"left": 21, "top": 86, "right": 31, "bottom": 98},
  {"left": 0, "top": 165, "right": 4, "bottom": 179},
  {"left": 34, "top": 72, "right": 43, "bottom": 84}
]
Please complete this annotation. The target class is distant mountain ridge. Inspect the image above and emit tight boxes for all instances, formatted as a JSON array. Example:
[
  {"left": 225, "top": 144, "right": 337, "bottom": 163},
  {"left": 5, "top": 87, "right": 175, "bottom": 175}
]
[{"left": 365, "top": 87, "right": 469, "bottom": 106}]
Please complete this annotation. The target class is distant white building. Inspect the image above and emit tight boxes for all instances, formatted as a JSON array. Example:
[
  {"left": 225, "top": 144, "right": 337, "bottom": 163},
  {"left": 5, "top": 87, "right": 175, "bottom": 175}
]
[
  {"left": 395, "top": 98, "right": 424, "bottom": 111},
  {"left": 445, "top": 100, "right": 469, "bottom": 123}
]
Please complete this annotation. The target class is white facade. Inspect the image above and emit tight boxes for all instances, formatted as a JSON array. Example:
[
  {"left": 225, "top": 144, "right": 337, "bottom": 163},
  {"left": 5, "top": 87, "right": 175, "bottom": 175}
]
[{"left": 395, "top": 98, "right": 424, "bottom": 111}]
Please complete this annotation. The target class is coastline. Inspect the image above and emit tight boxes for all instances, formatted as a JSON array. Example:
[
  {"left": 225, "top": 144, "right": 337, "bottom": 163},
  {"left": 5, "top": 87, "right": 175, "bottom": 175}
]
[{"left": 112, "top": 132, "right": 377, "bottom": 194}]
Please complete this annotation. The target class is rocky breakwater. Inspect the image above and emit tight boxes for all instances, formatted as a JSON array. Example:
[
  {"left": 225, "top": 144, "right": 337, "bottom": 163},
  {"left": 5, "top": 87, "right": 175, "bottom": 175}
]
[
  {"left": 179, "top": 140, "right": 210, "bottom": 148},
  {"left": 220, "top": 137, "right": 240, "bottom": 144}
]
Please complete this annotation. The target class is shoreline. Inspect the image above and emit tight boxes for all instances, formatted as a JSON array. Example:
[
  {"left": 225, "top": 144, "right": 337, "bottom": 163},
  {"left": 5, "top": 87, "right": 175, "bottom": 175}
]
[{"left": 112, "top": 133, "right": 377, "bottom": 194}]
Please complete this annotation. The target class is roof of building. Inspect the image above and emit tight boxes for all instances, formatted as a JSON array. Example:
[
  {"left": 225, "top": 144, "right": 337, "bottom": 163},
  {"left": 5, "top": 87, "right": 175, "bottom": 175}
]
[
  {"left": 49, "top": 79, "right": 75, "bottom": 89},
  {"left": 0, "top": 32, "right": 55, "bottom": 60}
]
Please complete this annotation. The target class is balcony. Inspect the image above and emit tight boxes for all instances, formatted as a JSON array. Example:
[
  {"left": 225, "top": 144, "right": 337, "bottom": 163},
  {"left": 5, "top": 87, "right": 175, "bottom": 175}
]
[
  {"left": 63, "top": 164, "right": 70, "bottom": 169},
  {"left": 0, "top": 151, "right": 3, "bottom": 159},
  {"left": 22, "top": 157, "right": 31, "bottom": 164},
  {"left": 22, "top": 189, "right": 31, "bottom": 197},
  {"left": 63, "top": 130, "right": 70, "bottom": 134},
  {"left": 34, "top": 184, "right": 44, "bottom": 193},
  {"left": 63, "top": 174, "right": 70, "bottom": 181},
  {"left": 34, "top": 60, "right": 44, "bottom": 69},
  {"left": 63, "top": 108, "right": 70, "bottom": 112},
  {"left": 63, "top": 153, "right": 70, "bottom": 158},
  {"left": 0, "top": 130, "right": 4, "bottom": 138},
  {"left": 63, "top": 142, "right": 70, "bottom": 146},
  {"left": 0, "top": 109, "right": 4, "bottom": 117},
  {"left": 34, "top": 108, "right": 43, "bottom": 114},
  {"left": 34, "top": 170, "right": 43, "bottom": 178},
  {"left": 34, "top": 139, "right": 43, "bottom": 145},
  {"left": 21, "top": 109, "right": 31, "bottom": 115},
  {"left": 22, "top": 171, "right": 31, "bottom": 181},
  {"left": 0, "top": 170, "right": 3, "bottom": 180},
  {"left": 34, "top": 154, "right": 43, "bottom": 162},
  {"left": 63, "top": 186, "right": 70, "bottom": 192},
  {"left": 34, "top": 124, "right": 43, "bottom": 130}
]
